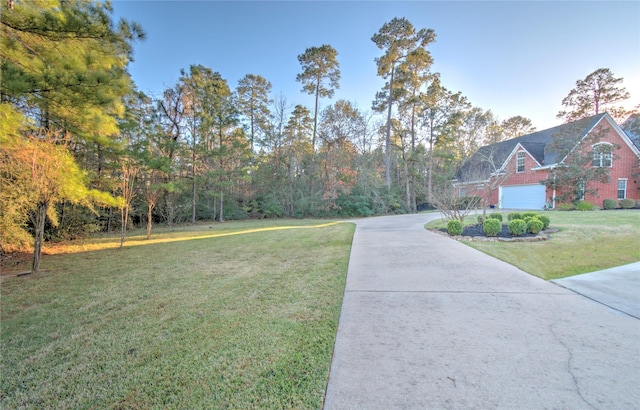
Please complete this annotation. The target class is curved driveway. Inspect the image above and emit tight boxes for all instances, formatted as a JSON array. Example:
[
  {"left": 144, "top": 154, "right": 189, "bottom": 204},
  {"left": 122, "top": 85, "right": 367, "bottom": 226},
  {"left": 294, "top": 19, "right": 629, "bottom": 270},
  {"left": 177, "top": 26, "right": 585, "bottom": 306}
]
[{"left": 324, "top": 213, "right": 639, "bottom": 409}]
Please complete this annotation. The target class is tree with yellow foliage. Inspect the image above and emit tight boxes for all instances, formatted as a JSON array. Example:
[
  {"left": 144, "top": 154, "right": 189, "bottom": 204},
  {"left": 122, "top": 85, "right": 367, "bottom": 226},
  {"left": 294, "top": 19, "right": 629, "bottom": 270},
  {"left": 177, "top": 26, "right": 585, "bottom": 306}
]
[{"left": 0, "top": 0, "right": 143, "bottom": 273}]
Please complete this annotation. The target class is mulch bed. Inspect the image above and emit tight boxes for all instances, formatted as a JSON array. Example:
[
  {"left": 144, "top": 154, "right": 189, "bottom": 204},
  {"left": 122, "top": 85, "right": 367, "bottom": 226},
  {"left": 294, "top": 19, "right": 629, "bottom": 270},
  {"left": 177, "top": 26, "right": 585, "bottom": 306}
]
[{"left": 439, "top": 224, "right": 538, "bottom": 239}]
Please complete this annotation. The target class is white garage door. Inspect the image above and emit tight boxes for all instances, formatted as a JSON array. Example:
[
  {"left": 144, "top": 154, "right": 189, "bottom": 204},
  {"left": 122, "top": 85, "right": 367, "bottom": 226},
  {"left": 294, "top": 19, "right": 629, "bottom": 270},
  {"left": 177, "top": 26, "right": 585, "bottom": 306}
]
[{"left": 500, "top": 184, "right": 546, "bottom": 210}]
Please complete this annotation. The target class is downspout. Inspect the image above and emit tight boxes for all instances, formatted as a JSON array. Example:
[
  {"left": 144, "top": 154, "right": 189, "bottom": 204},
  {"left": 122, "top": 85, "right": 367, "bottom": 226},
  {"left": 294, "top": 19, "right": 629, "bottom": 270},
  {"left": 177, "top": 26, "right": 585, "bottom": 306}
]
[{"left": 552, "top": 171, "right": 556, "bottom": 209}]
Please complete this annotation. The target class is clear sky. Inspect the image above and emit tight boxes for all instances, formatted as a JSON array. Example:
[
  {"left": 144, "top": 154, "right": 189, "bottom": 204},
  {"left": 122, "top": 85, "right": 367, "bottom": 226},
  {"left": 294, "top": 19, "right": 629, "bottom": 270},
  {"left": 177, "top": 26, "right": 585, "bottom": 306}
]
[{"left": 112, "top": 0, "right": 640, "bottom": 130}]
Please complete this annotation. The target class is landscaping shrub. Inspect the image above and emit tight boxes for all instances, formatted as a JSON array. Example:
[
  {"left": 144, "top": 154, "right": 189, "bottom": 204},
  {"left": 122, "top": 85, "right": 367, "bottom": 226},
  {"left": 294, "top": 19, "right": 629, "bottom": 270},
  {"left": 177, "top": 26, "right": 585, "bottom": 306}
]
[
  {"left": 603, "top": 199, "right": 618, "bottom": 210},
  {"left": 537, "top": 214, "right": 551, "bottom": 229},
  {"left": 521, "top": 211, "right": 539, "bottom": 219},
  {"left": 507, "top": 212, "right": 522, "bottom": 221},
  {"left": 483, "top": 218, "right": 502, "bottom": 237},
  {"left": 620, "top": 198, "right": 635, "bottom": 209},
  {"left": 556, "top": 203, "right": 575, "bottom": 211},
  {"left": 477, "top": 215, "right": 485, "bottom": 224},
  {"left": 575, "top": 200, "right": 595, "bottom": 211},
  {"left": 488, "top": 212, "right": 503, "bottom": 221},
  {"left": 447, "top": 220, "right": 464, "bottom": 236},
  {"left": 508, "top": 219, "right": 528, "bottom": 236},
  {"left": 527, "top": 218, "right": 544, "bottom": 234}
]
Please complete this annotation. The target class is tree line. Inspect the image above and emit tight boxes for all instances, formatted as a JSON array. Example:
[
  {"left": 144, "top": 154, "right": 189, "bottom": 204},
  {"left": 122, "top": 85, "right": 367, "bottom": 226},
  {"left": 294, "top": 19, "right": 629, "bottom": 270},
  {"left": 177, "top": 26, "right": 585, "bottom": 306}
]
[{"left": 1, "top": 2, "right": 635, "bottom": 273}]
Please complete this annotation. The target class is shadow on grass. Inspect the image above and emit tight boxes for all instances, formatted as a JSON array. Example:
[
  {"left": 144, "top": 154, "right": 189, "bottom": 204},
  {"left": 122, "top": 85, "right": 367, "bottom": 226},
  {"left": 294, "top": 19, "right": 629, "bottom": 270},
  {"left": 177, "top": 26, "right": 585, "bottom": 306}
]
[{"left": 1, "top": 221, "right": 351, "bottom": 278}]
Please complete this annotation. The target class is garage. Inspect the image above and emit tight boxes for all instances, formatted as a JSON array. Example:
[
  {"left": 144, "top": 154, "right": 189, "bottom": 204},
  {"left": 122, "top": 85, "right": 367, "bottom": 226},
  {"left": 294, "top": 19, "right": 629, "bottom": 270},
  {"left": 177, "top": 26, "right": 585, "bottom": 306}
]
[{"left": 500, "top": 184, "right": 546, "bottom": 209}]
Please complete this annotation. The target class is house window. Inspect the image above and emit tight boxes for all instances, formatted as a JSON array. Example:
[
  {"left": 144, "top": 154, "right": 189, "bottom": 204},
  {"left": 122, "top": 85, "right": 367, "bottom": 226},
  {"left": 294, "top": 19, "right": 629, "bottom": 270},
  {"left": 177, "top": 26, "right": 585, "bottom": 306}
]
[
  {"left": 516, "top": 151, "right": 525, "bottom": 173},
  {"left": 618, "top": 179, "right": 627, "bottom": 200},
  {"left": 592, "top": 143, "right": 613, "bottom": 167},
  {"left": 459, "top": 187, "right": 466, "bottom": 197}
]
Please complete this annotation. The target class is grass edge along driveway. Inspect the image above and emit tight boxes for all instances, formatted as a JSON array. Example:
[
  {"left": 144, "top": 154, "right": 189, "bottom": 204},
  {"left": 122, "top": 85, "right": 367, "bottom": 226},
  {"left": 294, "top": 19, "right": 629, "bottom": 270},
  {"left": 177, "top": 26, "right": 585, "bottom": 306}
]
[
  {"left": 1, "top": 220, "right": 354, "bottom": 409},
  {"left": 426, "top": 210, "right": 640, "bottom": 280}
]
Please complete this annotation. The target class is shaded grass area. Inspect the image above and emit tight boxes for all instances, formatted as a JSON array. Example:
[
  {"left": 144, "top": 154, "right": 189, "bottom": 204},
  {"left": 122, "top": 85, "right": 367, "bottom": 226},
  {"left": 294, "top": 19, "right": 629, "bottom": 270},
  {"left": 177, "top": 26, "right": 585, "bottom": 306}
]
[
  {"left": 427, "top": 210, "right": 640, "bottom": 280},
  {"left": 1, "top": 220, "right": 354, "bottom": 408}
]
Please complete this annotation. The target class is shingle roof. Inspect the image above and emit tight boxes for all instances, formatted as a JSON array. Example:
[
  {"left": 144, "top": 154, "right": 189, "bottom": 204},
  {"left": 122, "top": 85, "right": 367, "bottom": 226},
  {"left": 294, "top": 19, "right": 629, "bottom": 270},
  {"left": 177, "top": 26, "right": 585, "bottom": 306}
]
[
  {"left": 622, "top": 114, "right": 640, "bottom": 150},
  {"left": 456, "top": 113, "right": 606, "bottom": 182}
]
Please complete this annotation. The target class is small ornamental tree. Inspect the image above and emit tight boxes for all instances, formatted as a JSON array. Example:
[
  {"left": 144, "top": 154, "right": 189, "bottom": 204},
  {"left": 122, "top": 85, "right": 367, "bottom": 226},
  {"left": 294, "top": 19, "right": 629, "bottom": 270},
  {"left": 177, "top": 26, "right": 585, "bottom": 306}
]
[{"left": 431, "top": 179, "right": 481, "bottom": 222}]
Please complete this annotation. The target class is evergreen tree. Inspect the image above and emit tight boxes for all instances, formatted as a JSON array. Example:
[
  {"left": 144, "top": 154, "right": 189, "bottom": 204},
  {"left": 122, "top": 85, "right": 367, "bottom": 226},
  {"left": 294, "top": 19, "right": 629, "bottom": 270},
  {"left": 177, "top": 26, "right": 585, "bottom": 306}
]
[
  {"left": 236, "top": 74, "right": 273, "bottom": 153},
  {"left": 372, "top": 17, "right": 435, "bottom": 188},
  {"left": 296, "top": 45, "right": 341, "bottom": 151},
  {"left": 0, "top": 0, "right": 143, "bottom": 271},
  {"left": 558, "top": 68, "right": 631, "bottom": 123}
]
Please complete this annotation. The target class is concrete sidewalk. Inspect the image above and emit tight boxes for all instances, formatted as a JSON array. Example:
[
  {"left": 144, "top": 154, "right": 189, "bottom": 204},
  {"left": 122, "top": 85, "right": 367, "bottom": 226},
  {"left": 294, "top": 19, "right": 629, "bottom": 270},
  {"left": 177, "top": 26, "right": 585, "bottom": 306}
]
[
  {"left": 324, "top": 214, "right": 640, "bottom": 409},
  {"left": 552, "top": 262, "right": 640, "bottom": 319}
]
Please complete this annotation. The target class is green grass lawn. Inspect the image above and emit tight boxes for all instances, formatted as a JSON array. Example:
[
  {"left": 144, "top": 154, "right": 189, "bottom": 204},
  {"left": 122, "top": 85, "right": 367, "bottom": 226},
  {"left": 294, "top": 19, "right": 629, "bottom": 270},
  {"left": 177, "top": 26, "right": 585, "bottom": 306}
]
[
  {"left": 1, "top": 220, "right": 354, "bottom": 409},
  {"left": 426, "top": 210, "right": 640, "bottom": 280}
]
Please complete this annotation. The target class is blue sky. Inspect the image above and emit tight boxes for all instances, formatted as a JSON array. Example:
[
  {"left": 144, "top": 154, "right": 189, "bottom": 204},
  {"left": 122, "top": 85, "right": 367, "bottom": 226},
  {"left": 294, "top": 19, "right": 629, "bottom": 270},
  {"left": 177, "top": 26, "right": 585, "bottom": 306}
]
[{"left": 112, "top": 1, "right": 639, "bottom": 130}]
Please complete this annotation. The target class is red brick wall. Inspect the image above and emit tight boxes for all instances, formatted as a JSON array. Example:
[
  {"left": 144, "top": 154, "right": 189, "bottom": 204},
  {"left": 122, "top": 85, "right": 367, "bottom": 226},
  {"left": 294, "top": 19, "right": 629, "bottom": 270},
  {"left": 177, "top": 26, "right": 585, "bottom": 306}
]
[
  {"left": 562, "top": 120, "right": 640, "bottom": 204},
  {"left": 457, "top": 146, "right": 551, "bottom": 207},
  {"left": 456, "top": 117, "right": 640, "bottom": 207}
]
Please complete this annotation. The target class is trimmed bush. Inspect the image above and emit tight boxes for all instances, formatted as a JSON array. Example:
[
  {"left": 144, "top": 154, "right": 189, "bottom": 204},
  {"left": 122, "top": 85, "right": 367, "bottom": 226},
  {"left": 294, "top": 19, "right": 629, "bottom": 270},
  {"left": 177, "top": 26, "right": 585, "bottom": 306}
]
[
  {"left": 477, "top": 215, "right": 485, "bottom": 224},
  {"left": 447, "top": 220, "right": 464, "bottom": 236},
  {"left": 527, "top": 218, "right": 544, "bottom": 234},
  {"left": 483, "top": 218, "right": 502, "bottom": 237},
  {"left": 507, "top": 212, "right": 522, "bottom": 221},
  {"left": 637, "top": 200, "right": 640, "bottom": 208},
  {"left": 575, "top": 200, "right": 595, "bottom": 211},
  {"left": 603, "top": 199, "right": 618, "bottom": 210},
  {"left": 508, "top": 219, "right": 528, "bottom": 236},
  {"left": 537, "top": 214, "right": 551, "bottom": 230},
  {"left": 488, "top": 212, "right": 503, "bottom": 221},
  {"left": 521, "top": 211, "right": 539, "bottom": 219},
  {"left": 556, "top": 203, "right": 575, "bottom": 211},
  {"left": 620, "top": 198, "right": 635, "bottom": 209}
]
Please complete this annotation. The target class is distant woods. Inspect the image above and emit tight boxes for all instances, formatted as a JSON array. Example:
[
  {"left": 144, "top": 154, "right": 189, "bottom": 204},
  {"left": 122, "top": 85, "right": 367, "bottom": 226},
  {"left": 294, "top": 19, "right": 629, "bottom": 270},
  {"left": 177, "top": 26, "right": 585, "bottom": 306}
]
[{"left": 1, "top": 2, "right": 636, "bottom": 264}]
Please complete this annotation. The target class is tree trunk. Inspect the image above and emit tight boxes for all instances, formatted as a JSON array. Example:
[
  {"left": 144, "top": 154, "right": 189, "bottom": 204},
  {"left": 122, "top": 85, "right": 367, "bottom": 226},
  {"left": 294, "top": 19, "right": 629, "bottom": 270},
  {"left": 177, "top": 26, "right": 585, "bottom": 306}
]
[
  {"left": 404, "top": 158, "right": 411, "bottom": 212},
  {"left": 146, "top": 202, "right": 155, "bottom": 240},
  {"left": 218, "top": 189, "right": 224, "bottom": 222},
  {"left": 427, "top": 124, "right": 435, "bottom": 203},
  {"left": 31, "top": 201, "right": 48, "bottom": 274},
  {"left": 120, "top": 204, "right": 129, "bottom": 249},
  {"left": 384, "top": 65, "right": 395, "bottom": 189},
  {"left": 191, "top": 145, "right": 197, "bottom": 224}
]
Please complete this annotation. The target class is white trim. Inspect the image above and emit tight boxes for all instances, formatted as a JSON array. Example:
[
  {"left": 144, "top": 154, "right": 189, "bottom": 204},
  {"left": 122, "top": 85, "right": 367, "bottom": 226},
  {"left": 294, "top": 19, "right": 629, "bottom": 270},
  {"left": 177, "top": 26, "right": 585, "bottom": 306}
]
[
  {"left": 500, "top": 142, "right": 543, "bottom": 173},
  {"left": 607, "top": 114, "right": 640, "bottom": 157},
  {"left": 516, "top": 151, "right": 525, "bottom": 173},
  {"left": 557, "top": 114, "right": 606, "bottom": 165},
  {"left": 617, "top": 178, "right": 628, "bottom": 200},
  {"left": 559, "top": 113, "right": 640, "bottom": 165},
  {"left": 591, "top": 142, "right": 613, "bottom": 167}
]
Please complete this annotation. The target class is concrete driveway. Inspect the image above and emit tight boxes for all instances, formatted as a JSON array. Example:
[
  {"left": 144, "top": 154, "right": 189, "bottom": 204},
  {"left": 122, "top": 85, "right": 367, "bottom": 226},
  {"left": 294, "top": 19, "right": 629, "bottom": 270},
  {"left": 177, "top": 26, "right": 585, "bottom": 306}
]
[{"left": 324, "top": 213, "right": 640, "bottom": 409}]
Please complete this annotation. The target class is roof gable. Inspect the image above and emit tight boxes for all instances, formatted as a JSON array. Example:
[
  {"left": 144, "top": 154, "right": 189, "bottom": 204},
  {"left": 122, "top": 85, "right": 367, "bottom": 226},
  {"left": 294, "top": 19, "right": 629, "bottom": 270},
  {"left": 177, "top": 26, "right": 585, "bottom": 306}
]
[
  {"left": 498, "top": 142, "right": 542, "bottom": 174},
  {"left": 457, "top": 113, "right": 606, "bottom": 181},
  {"left": 621, "top": 114, "right": 640, "bottom": 152}
]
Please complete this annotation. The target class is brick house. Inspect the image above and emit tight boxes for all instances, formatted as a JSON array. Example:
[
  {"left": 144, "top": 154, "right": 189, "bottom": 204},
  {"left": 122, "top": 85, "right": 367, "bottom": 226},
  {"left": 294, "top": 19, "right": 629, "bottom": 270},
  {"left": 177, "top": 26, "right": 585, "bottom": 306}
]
[{"left": 454, "top": 112, "right": 640, "bottom": 209}]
